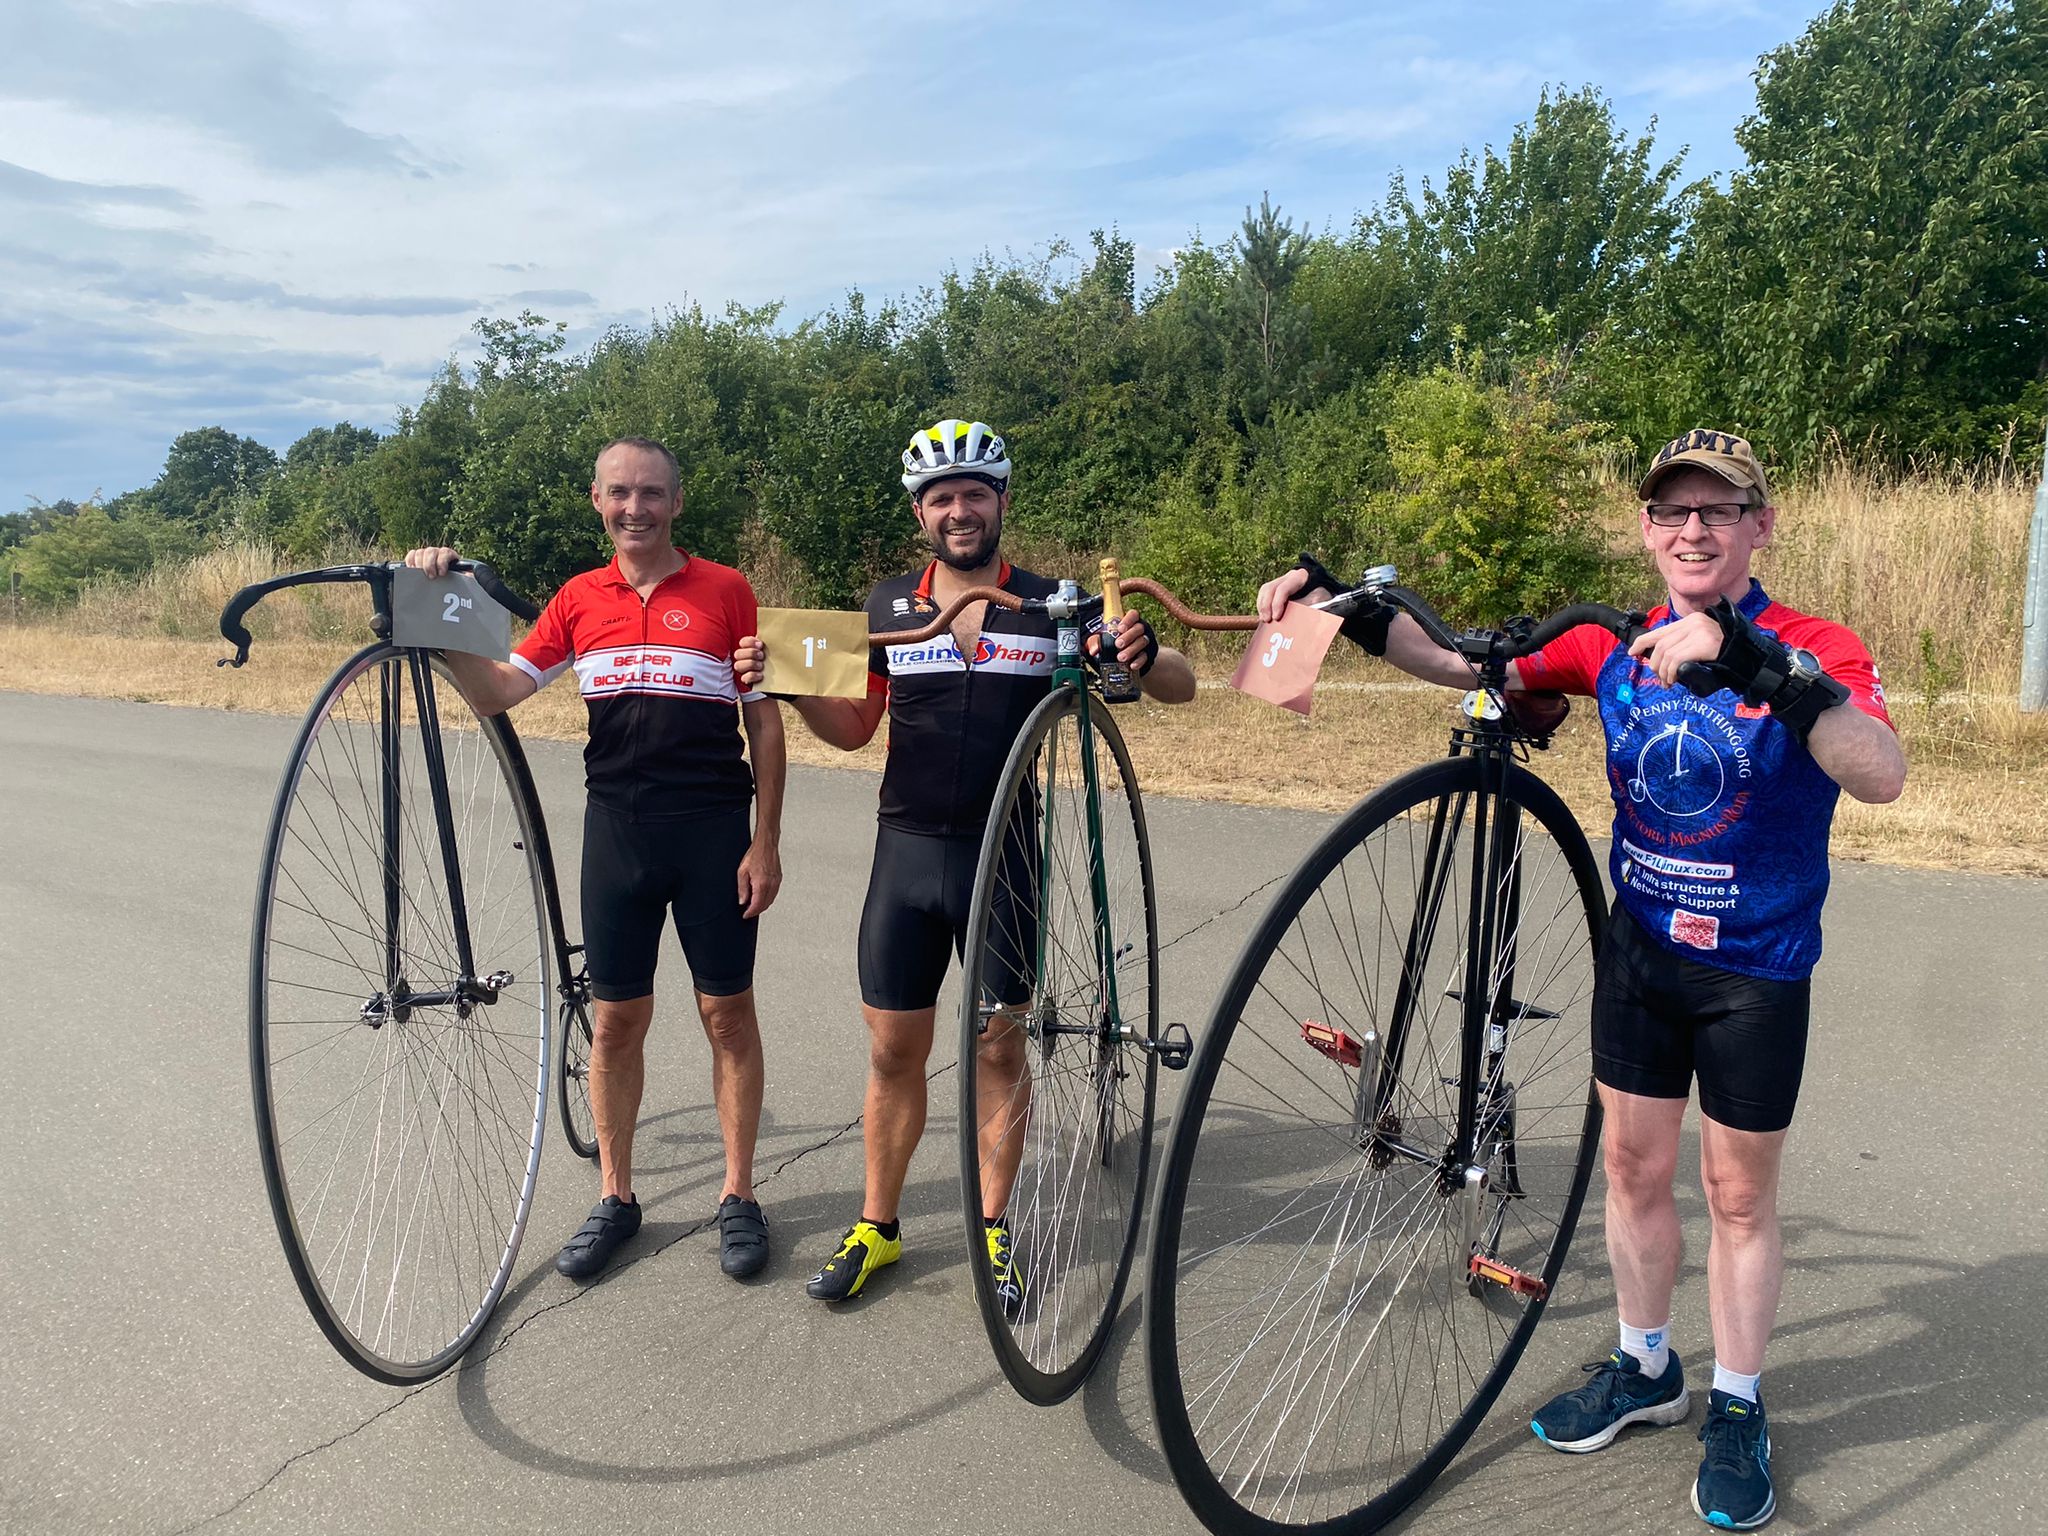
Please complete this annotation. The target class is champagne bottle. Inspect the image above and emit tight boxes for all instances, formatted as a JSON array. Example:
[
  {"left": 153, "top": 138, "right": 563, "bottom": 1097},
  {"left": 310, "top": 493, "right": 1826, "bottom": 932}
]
[{"left": 1097, "top": 557, "right": 1140, "bottom": 703}]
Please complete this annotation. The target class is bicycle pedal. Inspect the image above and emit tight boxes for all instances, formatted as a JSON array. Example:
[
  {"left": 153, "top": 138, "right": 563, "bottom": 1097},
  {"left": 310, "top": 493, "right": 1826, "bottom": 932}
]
[
  {"left": 1467, "top": 1252, "right": 1548, "bottom": 1300},
  {"left": 1156, "top": 1021, "right": 1193, "bottom": 1071},
  {"left": 1302, "top": 1019, "right": 1362, "bottom": 1068}
]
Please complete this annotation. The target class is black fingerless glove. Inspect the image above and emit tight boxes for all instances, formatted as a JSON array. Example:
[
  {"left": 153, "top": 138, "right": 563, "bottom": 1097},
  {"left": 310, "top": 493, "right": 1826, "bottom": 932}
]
[
  {"left": 1295, "top": 553, "right": 1391, "bottom": 657},
  {"left": 1694, "top": 596, "right": 1850, "bottom": 744}
]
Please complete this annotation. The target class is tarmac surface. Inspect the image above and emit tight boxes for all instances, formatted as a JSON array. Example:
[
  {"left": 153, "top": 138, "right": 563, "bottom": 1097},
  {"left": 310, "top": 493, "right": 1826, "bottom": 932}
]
[{"left": 2, "top": 690, "right": 2043, "bottom": 1535}]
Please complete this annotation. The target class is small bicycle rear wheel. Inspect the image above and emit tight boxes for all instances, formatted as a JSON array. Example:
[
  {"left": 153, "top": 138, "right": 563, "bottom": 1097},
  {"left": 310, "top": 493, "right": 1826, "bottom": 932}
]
[
  {"left": 250, "top": 644, "right": 551, "bottom": 1383},
  {"left": 960, "top": 684, "right": 1158, "bottom": 1405},
  {"left": 557, "top": 987, "right": 598, "bottom": 1161},
  {"left": 1146, "top": 755, "right": 1604, "bottom": 1534}
]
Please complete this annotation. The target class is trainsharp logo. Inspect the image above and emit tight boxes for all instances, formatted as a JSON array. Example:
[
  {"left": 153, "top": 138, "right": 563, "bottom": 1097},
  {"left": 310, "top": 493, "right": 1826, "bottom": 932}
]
[
  {"left": 887, "top": 635, "right": 1054, "bottom": 677},
  {"left": 661, "top": 610, "right": 690, "bottom": 632}
]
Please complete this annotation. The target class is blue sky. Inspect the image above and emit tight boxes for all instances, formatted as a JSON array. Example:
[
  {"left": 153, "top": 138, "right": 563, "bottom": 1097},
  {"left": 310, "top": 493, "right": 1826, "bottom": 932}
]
[{"left": 1, "top": 0, "right": 1831, "bottom": 509}]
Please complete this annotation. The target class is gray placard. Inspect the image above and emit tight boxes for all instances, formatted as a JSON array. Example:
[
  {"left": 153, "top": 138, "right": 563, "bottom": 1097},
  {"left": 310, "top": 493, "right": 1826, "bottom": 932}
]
[{"left": 391, "top": 568, "right": 512, "bottom": 660}]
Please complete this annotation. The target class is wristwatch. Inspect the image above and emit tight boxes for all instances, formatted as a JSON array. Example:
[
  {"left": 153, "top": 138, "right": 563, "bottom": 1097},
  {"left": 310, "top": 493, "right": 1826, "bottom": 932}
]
[{"left": 1767, "top": 648, "right": 1850, "bottom": 743}]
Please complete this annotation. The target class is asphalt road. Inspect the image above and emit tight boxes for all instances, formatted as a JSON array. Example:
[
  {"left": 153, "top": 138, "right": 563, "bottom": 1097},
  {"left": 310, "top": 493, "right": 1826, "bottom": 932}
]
[{"left": 2, "top": 691, "right": 2043, "bottom": 1536}]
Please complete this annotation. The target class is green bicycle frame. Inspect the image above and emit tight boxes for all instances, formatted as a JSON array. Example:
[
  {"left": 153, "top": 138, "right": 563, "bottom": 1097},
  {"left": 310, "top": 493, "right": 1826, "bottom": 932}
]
[{"left": 1041, "top": 580, "right": 1126, "bottom": 1042}]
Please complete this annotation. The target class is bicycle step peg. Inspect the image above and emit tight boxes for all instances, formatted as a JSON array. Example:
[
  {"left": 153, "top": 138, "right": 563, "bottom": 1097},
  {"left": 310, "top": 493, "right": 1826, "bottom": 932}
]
[{"left": 1442, "top": 987, "right": 1562, "bottom": 1023}]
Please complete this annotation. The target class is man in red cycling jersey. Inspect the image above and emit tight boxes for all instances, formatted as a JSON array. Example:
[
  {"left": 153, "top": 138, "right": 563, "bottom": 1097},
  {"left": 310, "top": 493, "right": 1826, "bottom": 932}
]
[
  {"left": 1260, "top": 429, "right": 1904, "bottom": 1530},
  {"left": 406, "top": 436, "right": 784, "bottom": 1283},
  {"left": 738, "top": 418, "right": 1195, "bottom": 1307}
]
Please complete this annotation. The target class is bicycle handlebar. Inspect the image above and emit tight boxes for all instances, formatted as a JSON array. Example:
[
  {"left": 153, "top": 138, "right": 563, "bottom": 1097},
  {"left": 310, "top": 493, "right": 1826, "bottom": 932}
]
[
  {"left": 217, "top": 559, "right": 538, "bottom": 668},
  {"left": 865, "top": 577, "right": 1258, "bottom": 647},
  {"left": 1331, "top": 580, "right": 1719, "bottom": 697}
]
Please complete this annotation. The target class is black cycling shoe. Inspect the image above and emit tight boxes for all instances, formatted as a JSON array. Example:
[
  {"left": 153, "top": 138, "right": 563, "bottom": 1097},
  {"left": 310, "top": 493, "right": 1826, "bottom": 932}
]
[
  {"left": 718, "top": 1195, "right": 770, "bottom": 1279},
  {"left": 555, "top": 1194, "right": 641, "bottom": 1279}
]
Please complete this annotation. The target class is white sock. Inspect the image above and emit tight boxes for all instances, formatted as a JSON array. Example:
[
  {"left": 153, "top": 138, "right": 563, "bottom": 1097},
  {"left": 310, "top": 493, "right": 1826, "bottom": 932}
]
[
  {"left": 1619, "top": 1319, "right": 1671, "bottom": 1378},
  {"left": 1712, "top": 1363, "right": 1762, "bottom": 1404}
]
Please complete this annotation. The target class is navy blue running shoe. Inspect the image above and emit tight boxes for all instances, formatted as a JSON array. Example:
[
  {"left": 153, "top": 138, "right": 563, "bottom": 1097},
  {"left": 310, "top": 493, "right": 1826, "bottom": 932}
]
[
  {"left": 1530, "top": 1348, "right": 1690, "bottom": 1452},
  {"left": 1692, "top": 1389, "right": 1774, "bottom": 1529}
]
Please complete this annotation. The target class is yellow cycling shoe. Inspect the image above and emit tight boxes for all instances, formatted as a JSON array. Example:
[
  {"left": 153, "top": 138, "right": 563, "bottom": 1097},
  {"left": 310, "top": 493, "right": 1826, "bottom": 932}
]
[
  {"left": 805, "top": 1219, "right": 902, "bottom": 1302},
  {"left": 985, "top": 1219, "right": 1025, "bottom": 1319}
]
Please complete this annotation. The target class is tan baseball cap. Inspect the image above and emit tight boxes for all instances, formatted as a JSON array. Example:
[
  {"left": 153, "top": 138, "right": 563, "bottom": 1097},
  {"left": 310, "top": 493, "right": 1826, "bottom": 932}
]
[{"left": 1638, "top": 428, "right": 1772, "bottom": 505}]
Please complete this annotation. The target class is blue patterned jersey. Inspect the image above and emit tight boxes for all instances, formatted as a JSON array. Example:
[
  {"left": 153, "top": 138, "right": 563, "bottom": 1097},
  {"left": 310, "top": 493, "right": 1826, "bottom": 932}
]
[{"left": 1518, "top": 582, "right": 1891, "bottom": 981}]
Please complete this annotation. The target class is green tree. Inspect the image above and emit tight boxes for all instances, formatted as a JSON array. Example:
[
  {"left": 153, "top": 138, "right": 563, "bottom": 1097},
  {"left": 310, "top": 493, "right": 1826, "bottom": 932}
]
[
  {"left": 3, "top": 503, "right": 197, "bottom": 602},
  {"left": 1398, "top": 87, "right": 1691, "bottom": 360},
  {"left": 1227, "top": 195, "right": 1319, "bottom": 426},
  {"left": 1687, "top": 0, "right": 2048, "bottom": 457},
  {"left": 1377, "top": 359, "right": 1623, "bottom": 621},
  {"left": 756, "top": 395, "right": 922, "bottom": 607},
  {"left": 148, "top": 426, "right": 281, "bottom": 531}
]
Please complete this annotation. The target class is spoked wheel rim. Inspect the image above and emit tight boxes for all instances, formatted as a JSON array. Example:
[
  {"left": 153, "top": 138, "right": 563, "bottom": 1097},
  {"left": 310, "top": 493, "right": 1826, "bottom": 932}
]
[
  {"left": 250, "top": 645, "right": 551, "bottom": 1383},
  {"left": 962, "top": 686, "right": 1158, "bottom": 1405},
  {"left": 1147, "top": 757, "right": 1604, "bottom": 1534}
]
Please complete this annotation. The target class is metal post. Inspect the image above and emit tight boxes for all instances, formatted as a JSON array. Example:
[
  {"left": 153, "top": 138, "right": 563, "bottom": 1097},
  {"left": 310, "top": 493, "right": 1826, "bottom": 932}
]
[{"left": 2024, "top": 422, "right": 2048, "bottom": 711}]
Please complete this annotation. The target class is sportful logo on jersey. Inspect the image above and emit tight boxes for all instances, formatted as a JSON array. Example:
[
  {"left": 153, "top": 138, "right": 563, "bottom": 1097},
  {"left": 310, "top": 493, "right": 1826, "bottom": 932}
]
[{"left": 886, "top": 636, "right": 1054, "bottom": 677}]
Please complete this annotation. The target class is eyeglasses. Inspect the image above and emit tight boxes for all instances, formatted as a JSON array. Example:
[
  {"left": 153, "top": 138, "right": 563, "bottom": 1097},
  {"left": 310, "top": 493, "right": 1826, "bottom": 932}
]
[{"left": 1644, "top": 501, "right": 1753, "bottom": 527}]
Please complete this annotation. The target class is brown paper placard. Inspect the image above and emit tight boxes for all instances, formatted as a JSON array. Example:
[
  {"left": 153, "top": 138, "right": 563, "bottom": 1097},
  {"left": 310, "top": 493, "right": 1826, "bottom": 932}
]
[
  {"left": 756, "top": 607, "right": 872, "bottom": 699},
  {"left": 1229, "top": 603, "right": 1344, "bottom": 715}
]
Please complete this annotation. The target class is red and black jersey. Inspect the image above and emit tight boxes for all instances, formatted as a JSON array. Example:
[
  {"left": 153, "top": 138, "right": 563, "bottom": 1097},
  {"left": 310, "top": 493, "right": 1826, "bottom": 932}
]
[
  {"left": 864, "top": 562, "right": 1059, "bottom": 837},
  {"left": 513, "top": 553, "right": 763, "bottom": 821}
]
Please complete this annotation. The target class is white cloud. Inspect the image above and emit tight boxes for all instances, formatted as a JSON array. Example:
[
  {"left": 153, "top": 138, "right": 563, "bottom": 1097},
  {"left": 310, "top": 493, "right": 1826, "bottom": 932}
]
[{"left": 0, "top": 0, "right": 1821, "bottom": 503}]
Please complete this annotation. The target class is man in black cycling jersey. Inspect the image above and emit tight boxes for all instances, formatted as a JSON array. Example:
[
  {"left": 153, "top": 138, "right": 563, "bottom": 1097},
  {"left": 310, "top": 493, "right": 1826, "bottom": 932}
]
[
  {"left": 405, "top": 436, "right": 785, "bottom": 1284},
  {"left": 738, "top": 418, "right": 1195, "bottom": 1307},
  {"left": 1259, "top": 429, "right": 1904, "bottom": 1530}
]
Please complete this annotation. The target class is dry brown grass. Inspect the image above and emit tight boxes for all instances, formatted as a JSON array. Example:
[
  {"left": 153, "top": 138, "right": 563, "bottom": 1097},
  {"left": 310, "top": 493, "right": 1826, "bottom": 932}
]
[{"left": 6, "top": 465, "right": 2044, "bottom": 877}]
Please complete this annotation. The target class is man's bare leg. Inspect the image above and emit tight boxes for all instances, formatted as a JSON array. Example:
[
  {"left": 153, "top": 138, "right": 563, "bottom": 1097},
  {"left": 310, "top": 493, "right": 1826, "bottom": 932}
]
[
  {"left": 1698, "top": 1115, "right": 1789, "bottom": 1377},
  {"left": 860, "top": 1004, "right": 935, "bottom": 1222},
  {"left": 590, "top": 995, "right": 655, "bottom": 1202},
  {"left": 696, "top": 986, "right": 764, "bottom": 1202}
]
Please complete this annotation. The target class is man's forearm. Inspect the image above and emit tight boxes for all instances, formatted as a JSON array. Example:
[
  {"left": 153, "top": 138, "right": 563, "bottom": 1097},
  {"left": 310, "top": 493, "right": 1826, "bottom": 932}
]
[
  {"left": 787, "top": 693, "right": 880, "bottom": 750},
  {"left": 440, "top": 651, "right": 534, "bottom": 716},
  {"left": 1806, "top": 706, "right": 1907, "bottom": 804},
  {"left": 1381, "top": 613, "right": 1475, "bottom": 689},
  {"left": 744, "top": 699, "right": 787, "bottom": 839},
  {"left": 1141, "top": 647, "right": 1197, "bottom": 704}
]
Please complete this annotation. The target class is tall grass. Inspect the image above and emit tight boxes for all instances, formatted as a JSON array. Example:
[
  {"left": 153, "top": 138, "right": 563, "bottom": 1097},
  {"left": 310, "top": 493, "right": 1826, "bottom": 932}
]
[{"left": 66, "top": 541, "right": 379, "bottom": 643}]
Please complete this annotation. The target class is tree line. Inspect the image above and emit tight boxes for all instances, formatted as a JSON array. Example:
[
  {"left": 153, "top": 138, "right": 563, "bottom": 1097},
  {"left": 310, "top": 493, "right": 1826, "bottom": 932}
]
[{"left": 7, "top": 0, "right": 2043, "bottom": 623}]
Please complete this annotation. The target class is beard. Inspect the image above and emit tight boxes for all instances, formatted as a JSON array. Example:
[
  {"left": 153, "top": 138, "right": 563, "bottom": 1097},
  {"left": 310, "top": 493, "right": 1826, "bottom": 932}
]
[{"left": 925, "top": 513, "right": 1003, "bottom": 572}]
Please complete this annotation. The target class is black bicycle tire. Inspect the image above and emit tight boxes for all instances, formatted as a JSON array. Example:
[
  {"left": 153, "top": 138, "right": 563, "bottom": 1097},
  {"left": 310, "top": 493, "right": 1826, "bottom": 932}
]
[
  {"left": 557, "top": 995, "right": 598, "bottom": 1161},
  {"left": 249, "top": 643, "right": 552, "bottom": 1384},
  {"left": 959, "top": 683, "right": 1160, "bottom": 1405},
  {"left": 1145, "top": 754, "right": 1606, "bottom": 1535}
]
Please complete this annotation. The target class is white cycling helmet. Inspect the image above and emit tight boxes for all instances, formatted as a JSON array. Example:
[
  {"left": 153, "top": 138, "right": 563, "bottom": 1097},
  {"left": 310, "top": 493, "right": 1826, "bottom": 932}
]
[{"left": 901, "top": 418, "right": 1011, "bottom": 497}]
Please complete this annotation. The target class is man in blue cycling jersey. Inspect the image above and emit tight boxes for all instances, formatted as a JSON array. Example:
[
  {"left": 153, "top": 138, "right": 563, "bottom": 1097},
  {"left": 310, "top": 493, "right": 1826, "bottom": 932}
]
[
  {"left": 406, "top": 436, "right": 784, "bottom": 1285},
  {"left": 738, "top": 419, "right": 1195, "bottom": 1307},
  {"left": 1260, "top": 429, "right": 1904, "bottom": 1530}
]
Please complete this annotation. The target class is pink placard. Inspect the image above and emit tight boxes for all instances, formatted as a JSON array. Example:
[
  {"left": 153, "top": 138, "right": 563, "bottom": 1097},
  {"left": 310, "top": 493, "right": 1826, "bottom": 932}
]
[{"left": 1230, "top": 603, "right": 1344, "bottom": 715}]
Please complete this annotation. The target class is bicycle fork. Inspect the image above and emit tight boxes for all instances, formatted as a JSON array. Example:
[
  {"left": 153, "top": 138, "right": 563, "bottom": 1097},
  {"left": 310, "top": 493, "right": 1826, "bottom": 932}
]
[{"left": 359, "top": 652, "right": 513, "bottom": 1029}]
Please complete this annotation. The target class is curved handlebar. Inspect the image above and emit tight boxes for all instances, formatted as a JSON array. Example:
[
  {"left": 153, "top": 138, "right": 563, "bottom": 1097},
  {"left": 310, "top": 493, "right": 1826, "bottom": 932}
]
[
  {"left": 1355, "top": 583, "right": 1718, "bottom": 698},
  {"left": 216, "top": 559, "right": 538, "bottom": 668},
  {"left": 865, "top": 578, "right": 1258, "bottom": 648}
]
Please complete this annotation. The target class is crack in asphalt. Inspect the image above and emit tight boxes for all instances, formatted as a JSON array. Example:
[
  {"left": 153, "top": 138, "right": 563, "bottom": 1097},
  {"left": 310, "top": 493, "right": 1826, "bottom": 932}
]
[
  {"left": 174, "top": 866, "right": 1271, "bottom": 1532},
  {"left": 173, "top": 1059, "right": 963, "bottom": 1535}
]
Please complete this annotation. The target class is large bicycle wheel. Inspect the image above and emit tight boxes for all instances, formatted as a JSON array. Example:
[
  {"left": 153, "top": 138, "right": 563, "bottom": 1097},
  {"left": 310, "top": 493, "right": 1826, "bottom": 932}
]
[
  {"left": 557, "top": 984, "right": 598, "bottom": 1161},
  {"left": 960, "top": 684, "right": 1158, "bottom": 1405},
  {"left": 1146, "top": 755, "right": 1605, "bottom": 1534},
  {"left": 251, "top": 643, "right": 553, "bottom": 1383}
]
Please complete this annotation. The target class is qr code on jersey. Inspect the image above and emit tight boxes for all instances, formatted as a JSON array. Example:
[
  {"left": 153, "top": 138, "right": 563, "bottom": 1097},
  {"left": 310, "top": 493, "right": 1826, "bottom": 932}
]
[{"left": 1670, "top": 909, "right": 1720, "bottom": 950}]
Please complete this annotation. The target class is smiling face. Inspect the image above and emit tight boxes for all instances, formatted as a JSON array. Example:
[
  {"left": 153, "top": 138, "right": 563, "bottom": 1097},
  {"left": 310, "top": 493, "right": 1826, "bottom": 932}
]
[
  {"left": 912, "top": 475, "right": 1007, "bottom": 572},
  {"left": 1641, "top": 465, "right": 1776, "bottom": 615},
  {"left": 591, "top": 444, "right": 681, "bottom": 559}
]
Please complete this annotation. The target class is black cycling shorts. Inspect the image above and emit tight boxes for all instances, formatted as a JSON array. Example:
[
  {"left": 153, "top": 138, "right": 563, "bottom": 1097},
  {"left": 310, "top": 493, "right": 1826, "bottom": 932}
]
[
  {"left": 581, "top": 803, "right": 757, "bottom": 1001},
  {"left": 857, "top": 823, "right": 1039, "bottom": 1013},
  {"left": 1591, "top": 901, "right": 1811, "bottom": 1134}
]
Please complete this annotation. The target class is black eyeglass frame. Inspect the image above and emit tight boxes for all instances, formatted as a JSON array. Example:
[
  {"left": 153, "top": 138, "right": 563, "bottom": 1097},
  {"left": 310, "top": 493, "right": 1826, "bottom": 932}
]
[{"left": 1643, "top": 500, "right": 1755, "bottom": 527}]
